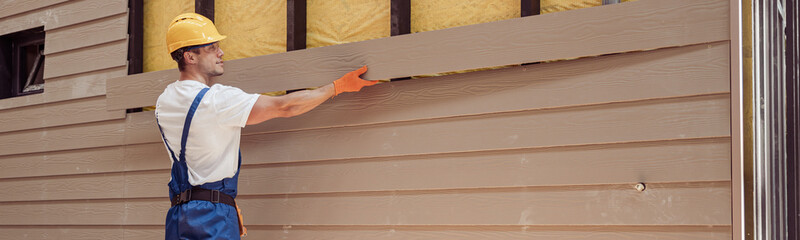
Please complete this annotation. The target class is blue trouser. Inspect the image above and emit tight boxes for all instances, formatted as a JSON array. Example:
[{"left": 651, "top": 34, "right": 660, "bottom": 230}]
[{"left": 157, "top": 88, "right": 242, "bottom": 240}]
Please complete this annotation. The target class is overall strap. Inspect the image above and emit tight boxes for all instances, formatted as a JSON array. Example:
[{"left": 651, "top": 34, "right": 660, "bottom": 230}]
[{"left": 179, "top": 87, "right": 210, "bottom": 162}]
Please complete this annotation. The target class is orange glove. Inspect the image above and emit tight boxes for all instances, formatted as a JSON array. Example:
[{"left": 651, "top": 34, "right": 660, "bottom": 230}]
[
  {"left": 236, "top": 204, "right": 247, "bottom": 237},
  {"left": 333, "top": 66, "right": 378, "bottom": 96}
]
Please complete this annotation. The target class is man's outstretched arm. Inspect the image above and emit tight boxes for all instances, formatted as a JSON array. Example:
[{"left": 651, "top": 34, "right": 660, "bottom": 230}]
[{"left": 246, "top": 66, "right": 376, "bottom": 125}]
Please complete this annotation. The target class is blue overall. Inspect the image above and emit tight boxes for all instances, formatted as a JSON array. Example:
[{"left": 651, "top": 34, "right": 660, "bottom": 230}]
[{"left": 157, "top": 88, "right": 242, "bottom": 240}]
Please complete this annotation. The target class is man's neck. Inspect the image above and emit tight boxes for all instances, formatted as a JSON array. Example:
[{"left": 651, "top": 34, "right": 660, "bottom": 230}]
[{"left": 179, "top": 70, "right": 212, "bottom": 86}]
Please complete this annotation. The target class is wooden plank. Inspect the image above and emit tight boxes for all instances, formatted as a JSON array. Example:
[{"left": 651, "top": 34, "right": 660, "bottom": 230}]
[
  {"left": 0, "top": 119, "right": 125, "bottom": 157},
  {"left": 124, "top": 111, "right": 161, "bottom": 145},
  {"left": 0, "top": 93, "right": 43, "bottom": 110},
  {"left": 195, "top": 0, "right": 214, "bottom": 22},
  {"left": 238, "top": 94, "right": 731, "bottom": 165},
  {"left": 0, "top": 226, "right": 123, "bottom": 240},
  {"left": 43, "top": 13, "right": 128, "bottom": 55},
  {"left": 0, "top": 199, "right": 126, "bottom": 225},
  {"left": 123, "top": 143, "right": 169, "bottom": 172},
  {"left": 286, "top": 0, "right": 306, "bottom": 51},
  {"left": 0, "top": 0, "right": 69, "bottom": 19},
  {"left": 0, "top": 146, "right": 124, "bottom": 179},
  {"left": 43, "top": 66, "right": 128, "bottom": 102},
  {"left": 123, "top": 42, "right": 731, "bottom": 145},
  {"left": 106, "top": 0, "right": 730, "bottom": 110},
  {"left": 248, "top": 42, "right": 731, "bottom": 135},
  {"left": 0, "top": 173, "right": 124, "bottom": 202},
  {"left": 0, "top": 0, "right": 127, "bottom": 36},
  {"left": 124, "top": 182, "right": 731, "bottom": 225},
  {"left": 43, "top": 39, "right": 128, "bottom": 79},
  {"left": 124, "top": 138, "right": 731, "bottom": 198},
  {"left": 390, "top": 0, "right": 410, "bottom": 36},
  {"left": 0, "top": 96, "right": 125, "bottom": 133},
  {"left": 122, "top": 225, "right": 731, "bottom": 240}
]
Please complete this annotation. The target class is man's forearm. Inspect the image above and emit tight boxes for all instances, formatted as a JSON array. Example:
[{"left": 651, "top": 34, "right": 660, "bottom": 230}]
[{"left": 280, "top": 83, "right": 335, "bottom": 118}]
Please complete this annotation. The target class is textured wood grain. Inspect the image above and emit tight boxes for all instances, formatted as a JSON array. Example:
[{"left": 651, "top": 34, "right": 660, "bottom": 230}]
[
  {"left": 43, "top": 66, "right": 128, "bottom": 103},
  {"left": 237, "top": 95, "right": 730, "bottom": 164},
  {"left": 43, "top": 39, "right": 128, "bottom": 79},
  {"left": 248, "top": 42, "right": 730, "bottom": 135},
  {"left": 0, "top": 146, "right": 124, "bottom": 179},
  {"left": 0, "top": 93, "right": 43, "bottom": 110},
  {"left": 123, "top": 112, "right": 161, "bottom": 145},
  {"left": 106, "top": 0, "right": 730, "bottom": 110},
  {"left": 0, "top": 119, "right": 125, "bottom": 157},
  {"left": 122, "top": 182, "right": 730, "bottom": 225},
  {"left": 44, "top": 13, "right": 128, "bottom": 55},
  {"left": 124, "top": 137, "right": 730, "bottom": 198},
  {"left": 0, "top": 96, "right": 125, "bottom": 133},
  {"left": 120, "top": 225, "right": 731, "bottom": 240},
  {"left": 0, "top": 199, "right": 126, "bottom": 225},
  {"left": 0, "top": 0, "right": 69, "bottom": 19},
  {"left": 0, "top": 173, "right": 124, "bottom": 202},
  {"left": 0, "top": 0, "right": 127, "bottom": 36},
  {"left": 0, "top": 226, "right": 123, "bottom": 240}
]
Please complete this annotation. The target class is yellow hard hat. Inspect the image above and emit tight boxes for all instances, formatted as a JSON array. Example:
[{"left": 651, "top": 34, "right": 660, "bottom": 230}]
[{"left": 166, "top": 13, "right": 226, "bottom": 53}]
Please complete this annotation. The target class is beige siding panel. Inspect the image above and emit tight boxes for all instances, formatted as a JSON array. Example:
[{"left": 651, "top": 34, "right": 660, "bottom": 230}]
[
  {"left": 0, "top": 173, "right": 124, "bottom": 202},
  {"left": 43, "top": 39, "right": 128, "bottom": 79},
  {"left": 0, "top": 96, "right": 125, "bottom": 133},
  {"left": 236, "top": 226, "right": 730, "bottom": 240},
  {"left": 124, "top": 111, "right": 161, "bottom": 145},
  {"left": 0, "top": 0, "right": 69, "bottom": 19},
  {"left": 123, "top": 143, "right": 169, "bottom": 171},
  {"left": 0, "top": 226, "right": 123, "bottom": 240},
  {"left": 124, "top": 182, "right": 730, "bottom": 225},
  {"left": 248, "top": 42, "right": 730, "bottom": 135},
  {"left": 122, "top": 225, "right": 731, "bottom": 240},
  {"left": 106, "top": 0, "right": 730, "bottom": 110},
  {"left": 0, "top": 146, "right": 124, "bottom": 179},
  {"left": 43, "top": 66, "right": 128, "bottom": 102},
  {"left": 0, "top": 119, "right": 125, "bottom": 157},
  {"left": 0, "top": 93, "right": 44, "bottom": 110},
  {"left": 0, "top": 199, "right": 125, "bottom": 225},
  {"left": 125, "top": 138, "right": 730, "bottom": 198},
  {"left": 239, "top": 95, "right": 730, "bottom": 164},
  {"left": 44, "top": 13, "right": 128, "bottom": 55},
  {"left": 123, "top": 42, "right": 730, "bottom": 145},
  {"left": 0, "top": 0, "right": 127, "bottom": 36}
]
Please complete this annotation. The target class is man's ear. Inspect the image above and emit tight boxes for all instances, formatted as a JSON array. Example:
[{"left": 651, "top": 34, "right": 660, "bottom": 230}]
[{"left": 183, "top": 51, "right": 196, "bottom": 65}]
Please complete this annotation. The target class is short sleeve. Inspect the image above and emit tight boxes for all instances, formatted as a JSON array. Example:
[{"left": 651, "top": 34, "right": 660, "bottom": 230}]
[{"left": 210, "top": 85, "right": 260, "bottom": 127}]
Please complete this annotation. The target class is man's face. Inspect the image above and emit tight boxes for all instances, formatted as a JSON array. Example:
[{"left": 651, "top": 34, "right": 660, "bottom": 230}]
[{"left": 196, "top": 42, "right": 224, "bottom": 77}]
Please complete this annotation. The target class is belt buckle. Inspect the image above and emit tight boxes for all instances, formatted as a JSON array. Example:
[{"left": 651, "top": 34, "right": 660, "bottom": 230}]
[
  {"left": 211, "top": 190, "right": 220, "bottom": 203},
  {"left": 178, "top": 189, "right": 192, "bottom": 204}
]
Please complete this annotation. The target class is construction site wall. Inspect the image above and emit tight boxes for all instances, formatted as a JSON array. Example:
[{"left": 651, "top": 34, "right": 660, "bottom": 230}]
[{"left": 0, "top": 0, "right": 734, "bottom": 239}]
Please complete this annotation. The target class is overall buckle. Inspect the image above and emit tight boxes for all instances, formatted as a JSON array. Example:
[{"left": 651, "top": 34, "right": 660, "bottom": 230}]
[
  {"left": 211, "top": 190, "right": 220, "bottom": 203},
  {"left": 178, "top": 189, "right": 192, "bottom": 204}
]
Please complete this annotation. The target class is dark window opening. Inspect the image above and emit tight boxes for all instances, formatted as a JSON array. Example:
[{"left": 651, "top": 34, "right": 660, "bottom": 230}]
[{"left": 0, "top": 27, "right": 45, "bottom": 100}]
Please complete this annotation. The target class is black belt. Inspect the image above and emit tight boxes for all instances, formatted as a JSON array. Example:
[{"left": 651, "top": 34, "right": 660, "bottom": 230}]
[{"left": 171, "top": 187, "right": 236, "bottom": 208}]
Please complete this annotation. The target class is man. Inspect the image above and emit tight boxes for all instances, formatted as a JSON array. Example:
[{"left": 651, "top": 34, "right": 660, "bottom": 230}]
[{"left": 155, "top": 13, "right": 377, "bottom": 239}]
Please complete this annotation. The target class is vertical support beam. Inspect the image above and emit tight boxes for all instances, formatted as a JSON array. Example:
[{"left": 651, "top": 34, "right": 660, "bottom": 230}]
[
  {"left": 730, "top": 0, "right": 745, "bottom": 238},
  {"left": 602, "top": 0, "right": 620, "bottom": 5},
  {"left": 128, "top": 0, "right": 143, "bottom": 75},
  {"left": 391, "top": 0, "right": 410, "bottom": 36},
  {"left": 287, "top": 0, "right": 307, "bottom": 51},
  {"left": 786, "top": 0, "right": 800, "bottom": 238},
  {"left": 521, "top": 0, "right": 541, "bottom": 17},
  {"left": 195, "top": 0, "right": 215, "bottom": 22}
]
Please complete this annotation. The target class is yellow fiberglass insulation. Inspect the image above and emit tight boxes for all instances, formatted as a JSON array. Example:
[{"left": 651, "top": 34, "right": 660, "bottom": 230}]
[
  {"left": 143, "top": 0, "right": 194, "bottom": 72},
  {"left": 411, "top": 0, "right": 520, "bottom": 33},
  {"left": 307, "top": 0, "right": 391, "bottom": 48},
  {"left": 215, "top": 0, "right": 286, "bottom": 61}
]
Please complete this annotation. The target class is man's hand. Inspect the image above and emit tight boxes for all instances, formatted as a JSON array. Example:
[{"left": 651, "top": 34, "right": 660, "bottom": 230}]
[{"left": 333, "top": 66, "right": 378, "bottom": 96}]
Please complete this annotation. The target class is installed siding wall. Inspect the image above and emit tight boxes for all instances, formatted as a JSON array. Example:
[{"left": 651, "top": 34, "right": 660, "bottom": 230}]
[
  {"left": 0, "top": 0, "right": 129, "bottom": 238},
  {"left": 1, "top": 0, "right": 733, "bottom": 239}
]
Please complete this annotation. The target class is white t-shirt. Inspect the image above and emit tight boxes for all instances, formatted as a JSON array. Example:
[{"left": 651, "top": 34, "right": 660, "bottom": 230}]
[{"left": 155, "top": 80, "right": 260, "bottom": 186}]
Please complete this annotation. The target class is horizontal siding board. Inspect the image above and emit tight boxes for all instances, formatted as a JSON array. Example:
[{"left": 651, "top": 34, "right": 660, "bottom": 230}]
[
  {"left": 44, "top": 13, "right": 128, "bottom": 55},
  {"left": 0, "top": 199, "right": 125, "bottom": 225},
  {"left": 43, "top": 66, "right": 128, "bottom": 102},
  {"left": 106, "top": 0, "right": 730, "bottom": 110},
  {"left": 123, "top": 182, "right": 731, "bottom": 225},
  {"left": 122, "top": 225, "right": 731, "bottom": 240},
  {"left": 0, "top": 0, "right": 69, "bottom": 19},
  {"left": 0, "top": 146, "right": 124, "bottom": 179},
  {"left": 124, "top": 112, "right": 161, "bottom": 145},
  {"left": 247, "top": 42, "right": 730, "bottom": 135},
  {"left": 0, "top": 0, "right": 127, "bottom": 36},
  {"left": 124, "top": 138, "right": 731, "bottom": 198},
  {"left": 0, "top": 119, "right": 125, "bottom": 157},
  {"left": 0, "top": 226, "right": 123, "bottom": 240},
  {"left": 0, "top": 96, "right": 125, "bottom": 133},
  {"left": 239, "top": 95, "right": 730, "bottom": 164},
  {"left": 123, "top": 42, "right": 731, "bottom": 145},
  {"left": 0, "top": 94, "right": 44, "bottom": 110},
  {"left": 0, "top": 173, "right": 124, "bottom": 202},
  {"left": 43, "top": 39, "right": 128, "bottom": 79}
]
